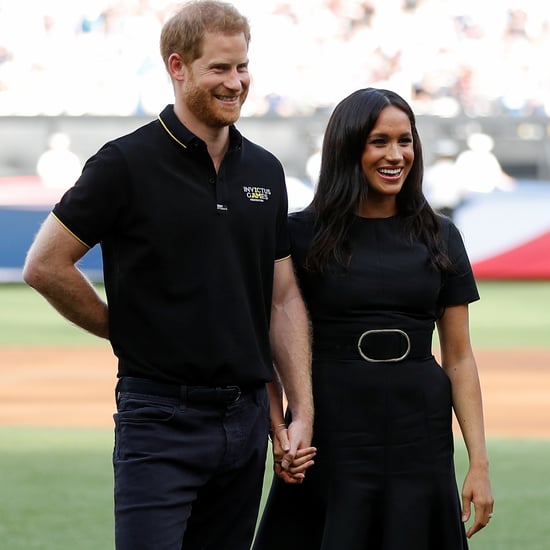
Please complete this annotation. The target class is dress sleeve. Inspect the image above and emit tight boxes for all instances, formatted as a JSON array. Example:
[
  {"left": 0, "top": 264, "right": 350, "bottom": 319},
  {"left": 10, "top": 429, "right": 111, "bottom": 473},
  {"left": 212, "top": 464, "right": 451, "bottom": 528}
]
[{"left": 438, "top": 220, "right": 480, "bottom": 307}]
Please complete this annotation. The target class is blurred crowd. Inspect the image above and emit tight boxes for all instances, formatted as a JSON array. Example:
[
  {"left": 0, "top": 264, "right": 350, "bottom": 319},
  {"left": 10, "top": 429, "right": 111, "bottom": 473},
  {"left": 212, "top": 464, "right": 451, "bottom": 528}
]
[{"left": 0, "top": 0, "right": 549, "bottom": 118}]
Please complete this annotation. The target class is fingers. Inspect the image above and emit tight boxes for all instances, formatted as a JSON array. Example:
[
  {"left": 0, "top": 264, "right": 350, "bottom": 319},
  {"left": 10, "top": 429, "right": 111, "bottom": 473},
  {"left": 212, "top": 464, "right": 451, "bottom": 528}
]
[
  {"left": 465, "top": 505, "right": 494, "bottom": 538},
  {"left": 271, "top": 427, "right": 290, "bottom": 466},
  {"left": 273, "top": 446, "right": 317, "bottom": 484},
  {"left": 271, "top": 417, "right": 315, "bottom": 483},
  {"left": 462, "top": 488, "right": 494, "bottom": 538},
  {"left": 273, "top": 449, "right": 315, "bottom": 472},
  {"left": 277, "top": 428, "right": 291, "bottom": 453},
  {"left": 272, "top": 424, "right": 290, "bottom": 452},
  {"left": 461, "top": 497, "right": 471, "bottom": 524},
  {"left": 273, "top": 462, "right": 305, "bottom": 484},
  {"left": 283, "top": 447, "right": 316, "bottom": 480},
  {"left": 462, "top": 469, "right": 494, "bottom": 538},
  {"left": 288, "top": 447, "right": 316, "bottom": 470},
  {"left": 281, "top": 418, "right": 313, "bottom": 470},
  {"left": 281, "top": 443, "right": 317, "bottom": 472}
]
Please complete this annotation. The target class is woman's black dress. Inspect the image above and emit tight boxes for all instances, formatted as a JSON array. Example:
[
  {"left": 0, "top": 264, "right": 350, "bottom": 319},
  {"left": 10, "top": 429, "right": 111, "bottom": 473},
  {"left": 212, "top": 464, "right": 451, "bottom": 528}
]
[{"left": 253, "top": 211, "right": 479, "bottom": 550}]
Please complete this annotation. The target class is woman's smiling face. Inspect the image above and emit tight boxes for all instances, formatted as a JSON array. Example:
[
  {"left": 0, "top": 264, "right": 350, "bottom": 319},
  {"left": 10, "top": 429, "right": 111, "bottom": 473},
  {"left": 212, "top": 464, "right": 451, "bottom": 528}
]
[{"left": 360, "top": 105, "right": 414, "bottom": 205}]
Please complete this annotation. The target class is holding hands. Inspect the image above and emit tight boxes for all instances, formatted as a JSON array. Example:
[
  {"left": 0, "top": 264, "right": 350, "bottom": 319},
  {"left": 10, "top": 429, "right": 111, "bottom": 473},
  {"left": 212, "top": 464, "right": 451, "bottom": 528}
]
[{"left": 270, "top": 422, "right": 316, "bottom": 484}]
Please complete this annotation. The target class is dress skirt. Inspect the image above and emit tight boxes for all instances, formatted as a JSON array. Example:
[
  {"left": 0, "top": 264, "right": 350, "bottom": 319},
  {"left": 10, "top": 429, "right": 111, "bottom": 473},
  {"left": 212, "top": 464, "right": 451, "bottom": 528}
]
[{"left": 253, "top": 355, "right": 469, "bottom": 550}]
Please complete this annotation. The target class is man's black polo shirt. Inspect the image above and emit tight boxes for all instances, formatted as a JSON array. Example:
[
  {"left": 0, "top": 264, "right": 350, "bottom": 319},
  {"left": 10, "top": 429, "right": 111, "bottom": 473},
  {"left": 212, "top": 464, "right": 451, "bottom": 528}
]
[{"left": 53, "top": 105, "right": 290, "bottom": 385}]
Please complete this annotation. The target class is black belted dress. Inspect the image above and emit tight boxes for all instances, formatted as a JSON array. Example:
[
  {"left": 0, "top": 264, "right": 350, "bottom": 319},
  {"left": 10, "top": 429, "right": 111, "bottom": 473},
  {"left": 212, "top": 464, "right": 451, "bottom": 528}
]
[{"left": 253, "top": 210, "right": 479, "bottom": 550}]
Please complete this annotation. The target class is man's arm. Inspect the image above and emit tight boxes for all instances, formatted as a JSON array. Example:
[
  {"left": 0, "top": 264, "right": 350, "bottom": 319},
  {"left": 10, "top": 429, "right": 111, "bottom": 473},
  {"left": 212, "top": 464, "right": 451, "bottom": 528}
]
[
  {"left": 269, "top": 257, "right": 314, "bottom": 470},
  {"left": 23, "top": 214, "right": 109, "bottom": 339}
]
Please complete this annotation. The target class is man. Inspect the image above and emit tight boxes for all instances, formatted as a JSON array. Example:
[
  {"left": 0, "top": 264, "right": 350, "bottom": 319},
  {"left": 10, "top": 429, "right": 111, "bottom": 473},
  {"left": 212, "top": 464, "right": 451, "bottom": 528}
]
[{"left": 23, "top": 2, "right": 313, "bottom": 549}]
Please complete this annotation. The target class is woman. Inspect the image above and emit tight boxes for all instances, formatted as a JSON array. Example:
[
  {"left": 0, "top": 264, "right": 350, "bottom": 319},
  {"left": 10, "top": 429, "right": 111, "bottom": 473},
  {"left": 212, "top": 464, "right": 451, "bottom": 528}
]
[{"left": 254, "top": 88, "right": 494, "bottom": 549}]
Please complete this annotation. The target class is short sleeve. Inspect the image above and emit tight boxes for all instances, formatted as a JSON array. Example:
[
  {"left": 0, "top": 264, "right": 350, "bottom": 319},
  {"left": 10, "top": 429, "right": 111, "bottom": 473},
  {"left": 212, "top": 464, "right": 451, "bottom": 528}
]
[
  {"left": 52, "top": 142, "right": 129, "bottom": 248},
  {"left": 274, "top": 169, "right": 291, "bottom": 261},
  {"left": 438, "top": 219, "right": 480, "bottom": 307}
]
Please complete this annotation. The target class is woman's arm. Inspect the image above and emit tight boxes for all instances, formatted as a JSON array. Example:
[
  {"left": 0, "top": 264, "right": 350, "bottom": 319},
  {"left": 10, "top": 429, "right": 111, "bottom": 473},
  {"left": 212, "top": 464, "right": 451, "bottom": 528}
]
[{"left": 437, "top": 303, "right": 494, "bottom": 538}]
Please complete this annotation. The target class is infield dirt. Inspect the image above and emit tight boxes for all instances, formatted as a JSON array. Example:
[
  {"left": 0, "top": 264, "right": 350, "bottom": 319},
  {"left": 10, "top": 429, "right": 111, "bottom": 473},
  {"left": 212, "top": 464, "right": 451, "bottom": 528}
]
[{"left": 0, "top": 346, "right": 548, "bottom": 437}]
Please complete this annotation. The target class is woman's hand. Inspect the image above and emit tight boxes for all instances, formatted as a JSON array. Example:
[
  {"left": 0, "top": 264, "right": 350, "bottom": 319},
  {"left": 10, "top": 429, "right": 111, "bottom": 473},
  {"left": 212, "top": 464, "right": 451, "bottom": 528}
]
[
  {"left": 461, "top": 464, "right": 494, "bottom": 538},
  {"left": 271, "top": 425, "right": 316, "bottom": 484}
]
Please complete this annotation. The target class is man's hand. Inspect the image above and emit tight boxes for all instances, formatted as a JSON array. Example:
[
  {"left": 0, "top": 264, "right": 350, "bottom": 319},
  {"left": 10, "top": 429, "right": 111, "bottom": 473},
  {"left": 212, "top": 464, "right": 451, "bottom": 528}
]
[{"left": 272, "top": 424, "right": 316, "bottom": 484}]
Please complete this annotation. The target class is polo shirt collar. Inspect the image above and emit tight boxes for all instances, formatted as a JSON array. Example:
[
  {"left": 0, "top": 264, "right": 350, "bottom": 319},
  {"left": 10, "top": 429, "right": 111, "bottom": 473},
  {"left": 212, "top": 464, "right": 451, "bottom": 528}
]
[{"left": 158, "top": 104, "right": 243, "bottom": 151}]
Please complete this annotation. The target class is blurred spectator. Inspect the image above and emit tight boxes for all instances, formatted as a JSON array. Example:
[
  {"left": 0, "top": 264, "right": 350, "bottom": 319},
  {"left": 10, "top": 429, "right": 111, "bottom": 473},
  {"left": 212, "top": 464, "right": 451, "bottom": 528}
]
[
  {"left": 305, "top": 133, "right": 323, "bottom": 189},
  {"left": 454, "top": 133, "right": 516, "bottom": 194},
  {"left": 36, "top": 132, "right": 82, "bottom": 190},
  {"left": 1, "top": 0, "right": 549, "bottom": 117},
  {"left": 285, "top": 176, "right": 314, "bottom": 213},
  {"left": 423, "top": 138, "right": 465, "bottom": 220}
]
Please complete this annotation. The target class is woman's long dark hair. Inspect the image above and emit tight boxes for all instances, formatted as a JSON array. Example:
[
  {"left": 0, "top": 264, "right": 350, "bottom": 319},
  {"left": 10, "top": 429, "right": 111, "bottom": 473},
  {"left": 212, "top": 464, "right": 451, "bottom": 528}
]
[{"left": 306, "top": 87, "right": 452, "bottom": 273}]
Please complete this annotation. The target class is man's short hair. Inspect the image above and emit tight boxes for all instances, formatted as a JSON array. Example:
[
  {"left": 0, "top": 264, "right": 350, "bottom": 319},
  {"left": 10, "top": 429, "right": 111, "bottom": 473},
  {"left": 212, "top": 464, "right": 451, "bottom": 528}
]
[{"left": 160, "top": 0, "right": 251, "bottom": 68}]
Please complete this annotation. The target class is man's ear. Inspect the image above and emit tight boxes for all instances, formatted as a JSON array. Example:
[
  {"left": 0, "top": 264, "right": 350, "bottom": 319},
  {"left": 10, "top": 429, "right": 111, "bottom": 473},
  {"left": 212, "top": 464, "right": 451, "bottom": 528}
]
[{"left": 168, "top": 53, "right": 187, "bottom": 82}]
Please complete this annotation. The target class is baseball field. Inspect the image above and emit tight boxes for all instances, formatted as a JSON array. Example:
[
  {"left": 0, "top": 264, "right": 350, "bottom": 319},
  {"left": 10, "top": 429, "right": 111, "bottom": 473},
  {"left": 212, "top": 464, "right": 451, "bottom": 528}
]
[{"left": 1, "top": 281, "right": 549, "bottom": 549}]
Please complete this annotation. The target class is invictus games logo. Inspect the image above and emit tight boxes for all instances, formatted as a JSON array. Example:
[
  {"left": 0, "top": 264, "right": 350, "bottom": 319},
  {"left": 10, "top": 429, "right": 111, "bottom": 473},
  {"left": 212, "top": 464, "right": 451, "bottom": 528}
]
[{"left": 243, "top": 186, "right": 271, "bottom": 203}]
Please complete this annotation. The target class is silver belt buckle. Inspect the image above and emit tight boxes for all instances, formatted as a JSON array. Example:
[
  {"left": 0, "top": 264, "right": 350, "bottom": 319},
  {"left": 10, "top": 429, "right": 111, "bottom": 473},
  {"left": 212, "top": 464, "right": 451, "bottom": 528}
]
[{"left": 357, "top": 329, "right": 411, "bottom": 362}]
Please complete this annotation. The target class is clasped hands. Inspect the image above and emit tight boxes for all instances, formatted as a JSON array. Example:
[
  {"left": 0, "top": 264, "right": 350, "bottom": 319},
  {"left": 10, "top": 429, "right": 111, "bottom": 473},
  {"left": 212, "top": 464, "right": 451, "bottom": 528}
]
[{"left": 270, "top": 422, "right": 316, "bottom": 484}]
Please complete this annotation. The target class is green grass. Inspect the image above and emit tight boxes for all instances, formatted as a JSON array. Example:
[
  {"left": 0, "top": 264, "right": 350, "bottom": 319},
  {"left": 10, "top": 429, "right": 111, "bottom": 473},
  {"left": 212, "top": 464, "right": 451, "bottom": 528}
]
[
  {"left": 0, "top": 281, "right": 549, "bottom": 548},
  {"left": 0, "top": 428, "right": 114, "bottom": 550},
  {"left": 1, "top": 428, "right": 549, "bottom": 550},
  {"left": 0, "top": 283, "right": 105, "bottom": 346},
  {"left": 454, "top": 438, "right": 550, "bottom": 550},
  {"left": 1, "top": 281, "right": 549, "bottom": 348},
  {"left": 471, "top": 281, "right": 550, "bottom": 348}
]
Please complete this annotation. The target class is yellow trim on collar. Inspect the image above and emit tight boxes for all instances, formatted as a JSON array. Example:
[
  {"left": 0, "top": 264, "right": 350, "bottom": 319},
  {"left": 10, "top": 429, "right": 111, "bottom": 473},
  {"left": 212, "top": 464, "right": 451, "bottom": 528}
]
[
  {"left": 275, "top": 254, "right": 291, "bottom": 263},
  {"left": 158, "top": 114, "right": 187, "bottom": 149}
]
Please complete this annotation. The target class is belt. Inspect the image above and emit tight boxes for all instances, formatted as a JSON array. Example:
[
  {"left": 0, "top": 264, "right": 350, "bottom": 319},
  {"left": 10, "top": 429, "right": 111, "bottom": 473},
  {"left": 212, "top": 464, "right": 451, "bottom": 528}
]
[
  {"left": 116, "top": 377, "right": 259, "bottom": 404},
  {"left": 313, "top": 328, "right": 432, "bottom": 362}
]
